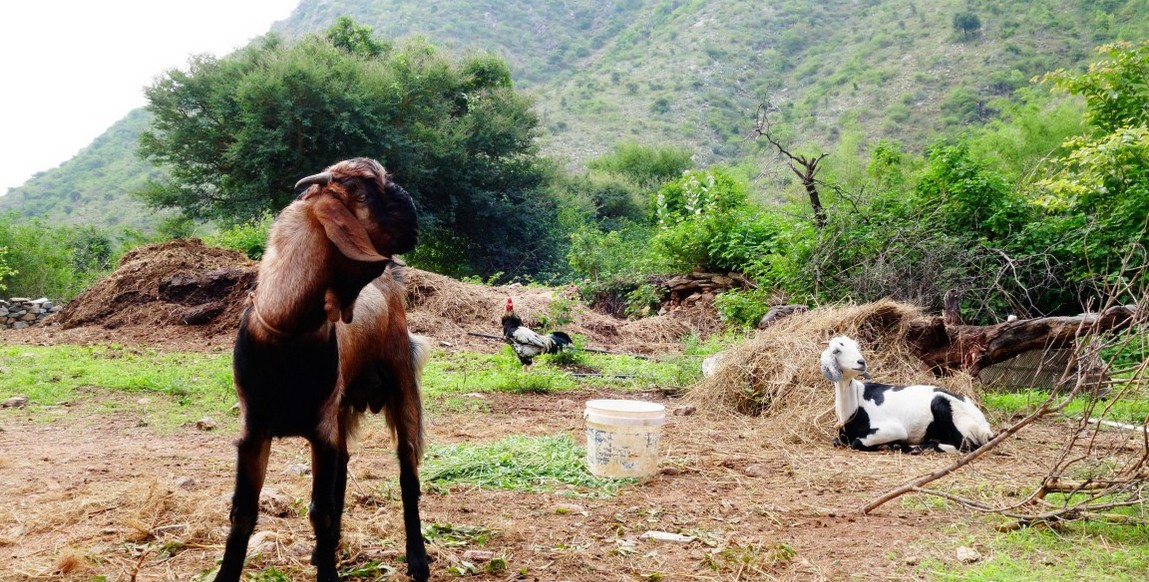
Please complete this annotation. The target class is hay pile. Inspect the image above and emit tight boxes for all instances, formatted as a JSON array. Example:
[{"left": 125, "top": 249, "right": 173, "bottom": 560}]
[
  {"left": 689, "top": 300, "right": 980, "bottom": 444},
  {"left": 405, "top": 269, "right": 721, "bottom": 354}
]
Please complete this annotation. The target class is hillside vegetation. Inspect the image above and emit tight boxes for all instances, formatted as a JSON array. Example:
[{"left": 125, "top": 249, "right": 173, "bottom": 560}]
[{"left": 4, "top": 0, "right": 1148, "bottom": 230}]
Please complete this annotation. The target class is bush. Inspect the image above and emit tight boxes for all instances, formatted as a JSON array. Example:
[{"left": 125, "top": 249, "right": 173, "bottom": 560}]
[
  {"left": 0, "top": 214, "right": 118, "bottom": 300},
  {"left": 205, "top": 212, "right": 274, "bottom": 259}
]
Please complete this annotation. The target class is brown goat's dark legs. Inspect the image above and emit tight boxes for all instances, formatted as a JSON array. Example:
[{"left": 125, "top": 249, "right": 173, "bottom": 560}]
[
  {"left": 398, "top": 440, "right": 429, "bottom": 582},
  {"left": 309, "top": 439, "right": 349, "bottom": 582},
  {"left": 215, "top": 435, "right": 271, "bottom": 582}
]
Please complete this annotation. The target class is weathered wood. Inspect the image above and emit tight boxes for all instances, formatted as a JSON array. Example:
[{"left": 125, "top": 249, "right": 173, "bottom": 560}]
[{"left": 906, "top": 304, "right": 1140, "bottom": 375}]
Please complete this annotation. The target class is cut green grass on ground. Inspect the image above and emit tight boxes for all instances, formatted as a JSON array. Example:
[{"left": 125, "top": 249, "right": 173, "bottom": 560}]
[{"left": 422, "top": 433, "right": 634, "bottom": 497}]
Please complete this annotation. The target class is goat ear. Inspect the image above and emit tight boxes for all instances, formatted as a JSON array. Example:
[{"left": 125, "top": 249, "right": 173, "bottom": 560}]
[
  {"left": 312, "top": 196, "right": 389, "bottom": 263},
  {"left": 820, "top": 348, "right": 842, "bottom": 382}
]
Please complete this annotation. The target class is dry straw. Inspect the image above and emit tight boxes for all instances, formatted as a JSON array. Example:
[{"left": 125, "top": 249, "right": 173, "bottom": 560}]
[{"left": 688, "top": 300, "right": 981, "bottom": 444}]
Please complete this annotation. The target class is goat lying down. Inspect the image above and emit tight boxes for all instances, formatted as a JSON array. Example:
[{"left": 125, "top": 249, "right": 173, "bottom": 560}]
[
  {"left": 820, "top": 336, "right": 993, "bottom": 453},
  {"left": 215, "top": 158, "right": 430, "bottom": 582}
]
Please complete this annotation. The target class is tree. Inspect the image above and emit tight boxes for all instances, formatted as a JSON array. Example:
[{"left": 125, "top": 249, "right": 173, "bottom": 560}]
[
  {"left": 138, "top": 21, "right": 558, "bottom": 278},
  {"left": 1031, "top": 41, "right": 1149, "bottom": 293},
  {"left": 751, "top": 105, "right": 828, "bottom": 228},
  {"left": 952, "top": 12, "right": 981, "bottom": 39}
]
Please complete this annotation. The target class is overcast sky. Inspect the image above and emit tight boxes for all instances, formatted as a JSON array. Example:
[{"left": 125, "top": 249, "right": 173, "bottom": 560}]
[{"left": 0, "top": 0, "right": 300, "bottom": 194}]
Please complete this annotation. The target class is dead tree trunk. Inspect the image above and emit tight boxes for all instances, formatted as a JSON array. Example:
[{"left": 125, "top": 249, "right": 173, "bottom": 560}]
[
  {"left": 906, "top": 304, "right": 1140, "bottom": 376},
  {"left": 752, "top": 105, "right": 829, "bottom": 228}
]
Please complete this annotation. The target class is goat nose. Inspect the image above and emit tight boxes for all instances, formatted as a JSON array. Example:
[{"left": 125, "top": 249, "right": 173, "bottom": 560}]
[{"left": 857, "top": 359, "right": 866, "bottom": 367}]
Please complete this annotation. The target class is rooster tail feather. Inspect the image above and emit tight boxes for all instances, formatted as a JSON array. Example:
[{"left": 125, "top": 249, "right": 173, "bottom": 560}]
[{"left": 548, "top": 331, "right": 573, "bottom": 352}]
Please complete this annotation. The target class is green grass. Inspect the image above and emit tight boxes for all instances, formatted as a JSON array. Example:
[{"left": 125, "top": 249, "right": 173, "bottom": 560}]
[
  {"left": 0, "top": 344, "right": 234, "bottom": 428},
  {"left": 983, "top": 388, "right": 1149, "bottom": 425},
  {"left": 921, "top": 516, "right": 1149, "bottom": 581},
  {"left": 421, "top": 433, "right": 634, "bottom": 496}
]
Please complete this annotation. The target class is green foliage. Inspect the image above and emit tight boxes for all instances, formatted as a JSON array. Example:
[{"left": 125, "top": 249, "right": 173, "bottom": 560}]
[
  {"left": 0, "top": 214, "right": 118, "bottom": 300},
  {"left": 325, "top": 15, "right": 390, "bottom": 57},
  {"left": 204, "top": 212, "right": 275, "bottom": 259},
  {"left": 713, "top": 288, "right": 773, "bottom": 328},
  {"left": 586, "top": 141, "right": 693, "bottom": 190},
  {"left": 915, "top": 142, "right": 1028, "bottom": 240},
  {"left": 653, "top": 166, "right": 748, "bottom": 227},
  {"left": 139, "top": 21, "right": 559, "bottom": 278},
  {"left": 952, "top": 12, "right": 982, "bottom": 39},
  {"left": 1044, "top": 40, "right": 1149, "bottom": 132}
]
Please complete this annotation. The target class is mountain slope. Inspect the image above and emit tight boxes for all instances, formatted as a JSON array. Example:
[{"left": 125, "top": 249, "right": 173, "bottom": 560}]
[{"left": 4, "top": 0, "right": 1148, "bottom": 230}]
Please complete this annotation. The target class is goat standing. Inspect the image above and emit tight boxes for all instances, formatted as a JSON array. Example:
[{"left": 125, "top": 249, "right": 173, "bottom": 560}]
[
  {"left": 820, "top": 335, "right": 993, "bottom": 453},
  {"left": 215, "top": 158, "right": 430, "bottom": 582}
]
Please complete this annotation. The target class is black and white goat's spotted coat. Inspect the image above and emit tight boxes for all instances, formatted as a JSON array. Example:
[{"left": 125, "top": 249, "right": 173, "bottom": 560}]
[{"left": 821, "top": 336, "right": 993, "bottom": 453}]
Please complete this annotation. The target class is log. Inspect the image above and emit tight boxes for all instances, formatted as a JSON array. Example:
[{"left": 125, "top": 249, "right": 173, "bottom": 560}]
[{"left": 906, "top": 304, "right": 1140, "bottom": 376}]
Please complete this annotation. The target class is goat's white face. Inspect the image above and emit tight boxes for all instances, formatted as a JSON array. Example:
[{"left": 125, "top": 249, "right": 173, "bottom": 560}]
[{"left": 820, "top": 335, "right": 868, "bottom": 383}]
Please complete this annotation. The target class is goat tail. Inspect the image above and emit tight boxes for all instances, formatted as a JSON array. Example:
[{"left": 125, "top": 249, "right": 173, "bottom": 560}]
[{"left": 407, "top": 334, "right": 431, "bottom": 461}]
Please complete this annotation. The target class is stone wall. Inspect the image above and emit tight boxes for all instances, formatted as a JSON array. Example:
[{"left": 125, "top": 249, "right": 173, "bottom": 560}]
[{"left": 0, "top": 297, "right": 60, "bottom": 330}]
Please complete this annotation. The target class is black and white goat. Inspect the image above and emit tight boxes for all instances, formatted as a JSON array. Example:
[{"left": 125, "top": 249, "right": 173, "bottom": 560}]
[
  {"left": 215, "top": 158, "right": 430, "bottom": 582},
  {"left": 820, "top": 335, "right": 993, "bottom": 453}
]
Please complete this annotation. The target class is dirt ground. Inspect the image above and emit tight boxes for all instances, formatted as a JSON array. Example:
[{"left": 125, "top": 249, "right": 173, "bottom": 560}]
[
  {"left": 0, "top": 242, "right": 1083, "bottom": 581},
  {"left": 1, "top": 383, "right": 1071, "bottom": 582}
]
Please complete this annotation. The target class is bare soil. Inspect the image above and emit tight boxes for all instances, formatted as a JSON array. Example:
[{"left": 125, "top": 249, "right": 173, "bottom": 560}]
[{"left": 0, "top": 241, "right": 1072, "bottom": 581}]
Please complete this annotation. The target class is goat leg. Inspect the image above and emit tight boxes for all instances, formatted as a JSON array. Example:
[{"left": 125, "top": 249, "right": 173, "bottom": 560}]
[
  {"left": 309, "top": 439, "right": 348, "bottom": 582},
  {"left": 398, "top": 440, "right": 430, "bottom": 582},
  {"left": 215, "top": 434, "right": 271, "bottom": 582}
]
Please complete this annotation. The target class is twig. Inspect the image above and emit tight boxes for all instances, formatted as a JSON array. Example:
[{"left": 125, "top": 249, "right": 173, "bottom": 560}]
[
  {"left": 570, "top": 373, "right": 636, "bottom": 379},
  {"left": 1086, "top": 418, "right": 1149, "bottom": 433}
]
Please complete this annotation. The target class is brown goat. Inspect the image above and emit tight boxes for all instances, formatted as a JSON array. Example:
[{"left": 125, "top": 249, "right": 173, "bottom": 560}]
[{"left": 214, "top": 158, "right": 430, "bottom": 582}]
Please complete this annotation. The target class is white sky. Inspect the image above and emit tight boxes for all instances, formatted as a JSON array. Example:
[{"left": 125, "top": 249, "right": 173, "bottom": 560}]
[{"left": 0, "top": 0, "right": 300, "bottom": 193}]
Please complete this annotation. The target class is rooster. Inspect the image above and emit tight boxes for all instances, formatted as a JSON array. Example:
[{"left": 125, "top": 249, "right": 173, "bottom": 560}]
[{"left": 501, "top": 297, "right": 572, "bottom": 369}]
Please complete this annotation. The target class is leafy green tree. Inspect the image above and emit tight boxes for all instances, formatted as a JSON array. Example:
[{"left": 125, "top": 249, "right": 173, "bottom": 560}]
[
  {"left": 0, "top": 247, "right": 16, "bottom": 292},
  {"left": 1029, "top": 41, "right": 1149, "bottom": 295},
  {"left": 1044, "top": 41, "right": 1149, "bottom": 132},
  {"left": 952, "top": 12, "right": 982, "bottom": 39},
  {"left": 139, "top": 21, "right": 557, "bottom": 278},
  {"left": 915, "top": 142, "right": 1027, "bottom": 240}
]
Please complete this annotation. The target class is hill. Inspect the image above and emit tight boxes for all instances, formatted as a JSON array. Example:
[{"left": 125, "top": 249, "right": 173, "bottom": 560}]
[{"left": 4, "top": 0, "right": 1148, "bottom": 230}]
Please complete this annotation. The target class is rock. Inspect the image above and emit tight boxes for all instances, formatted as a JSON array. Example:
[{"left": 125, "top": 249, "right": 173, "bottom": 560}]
[
  {"left": 956, "top": 546, "right": 982, "bottom": 563},
  {"left": 2, "top": 395, "right": 29, "bottom": 408},
  {"left": 174, "top": 476, "right": 197, "bottom": 490},
  {"left": 195, "top": 417, "right": 217, "bottom": 431},
  {"left": 554, "top": 503, "right": 587, "bottom": 515},
  {"left": 284, "top": 463, "right": 312, "bottom": 477},
  {"left": 744, "top": 464, "right": 771, "bottom": 478},
  {"left": 640, "top": 531, "right": 696, "bottom": 543},
  {"left": 259, "top": 488, "right": 295, "bottom": 517},
  {"left": 659, "top": 466, "right": 683, "bottom": 476},
  {"left": 672, "top": 405, "right": 697, "bottom": 416},
  {"left": 461, "top": 549, "right": 496, "bottom": 563},
  {"left": 757, "top": 304, "right": 809, "bottom": 329},
  {"left": 904, "top": 555, "right": 920, "bottom": 566},
  {"left": 178, "top": 301, "right": 225, "bottom": 325},
  {"left": 249, "top": 530, "right": 278, "bottom": 555}
]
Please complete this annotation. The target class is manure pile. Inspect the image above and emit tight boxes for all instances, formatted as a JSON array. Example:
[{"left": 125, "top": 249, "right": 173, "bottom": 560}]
[{"left": 17, "top": 241, "right": 720, "bottom": 352}]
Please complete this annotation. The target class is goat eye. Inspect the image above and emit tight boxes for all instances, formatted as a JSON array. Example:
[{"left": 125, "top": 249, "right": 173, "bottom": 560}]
[{"left": 832, "top": 349, "right": 840, "bottom": 355}]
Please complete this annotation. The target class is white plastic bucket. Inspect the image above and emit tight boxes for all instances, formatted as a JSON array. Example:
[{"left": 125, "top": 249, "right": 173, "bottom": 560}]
[{"left": 584, "top": 399, "right": 666, "bottom": 478}]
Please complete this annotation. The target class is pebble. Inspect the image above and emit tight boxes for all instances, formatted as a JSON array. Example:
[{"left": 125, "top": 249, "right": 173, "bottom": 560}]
[
  {"left": 956, "top": 546, "right": 982, "bottom": 563},
  {"left": 2, "top": 395, "right": 28, "bottom": 408}
]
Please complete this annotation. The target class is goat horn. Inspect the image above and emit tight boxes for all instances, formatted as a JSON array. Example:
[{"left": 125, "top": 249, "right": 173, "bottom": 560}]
[{"left": 294, "top": 172, "right": 333, "bottom": 191}]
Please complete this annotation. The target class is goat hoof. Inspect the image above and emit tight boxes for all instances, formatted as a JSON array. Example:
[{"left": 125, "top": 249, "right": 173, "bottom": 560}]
[{"left": 407, "top": 559, "right": 430, "bottom": 582}]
